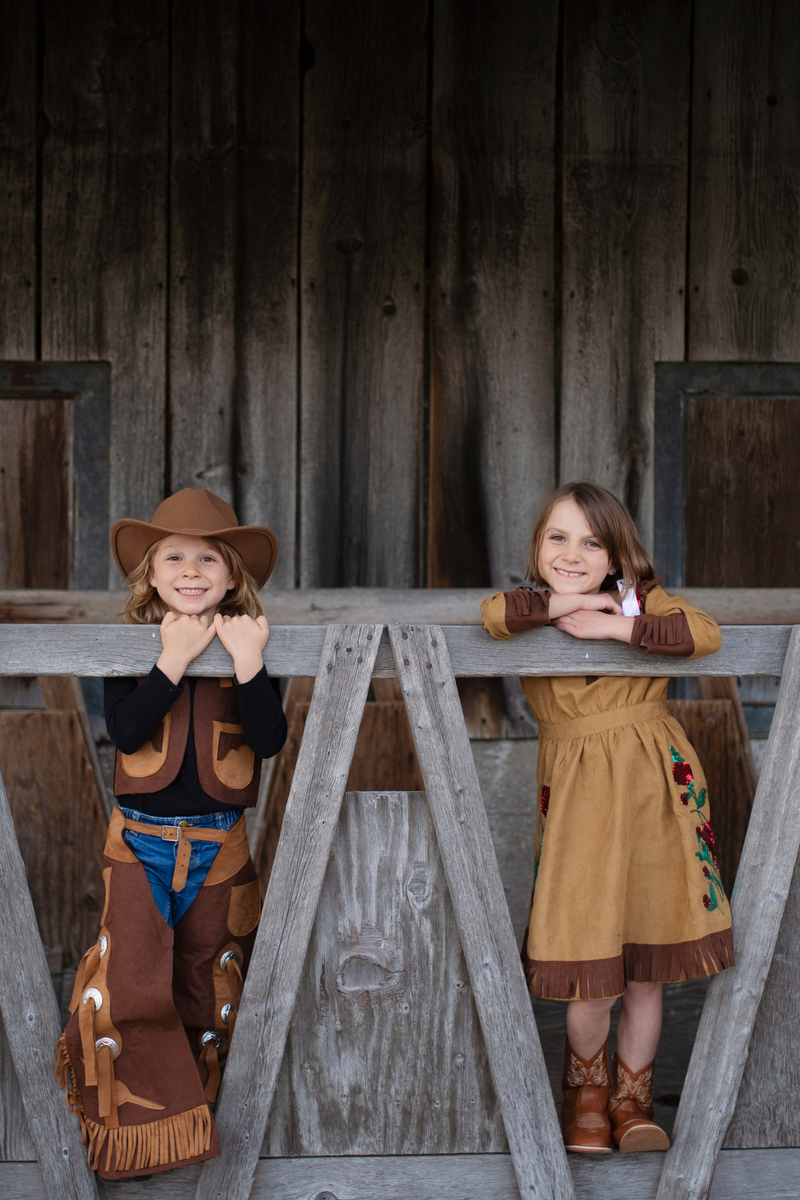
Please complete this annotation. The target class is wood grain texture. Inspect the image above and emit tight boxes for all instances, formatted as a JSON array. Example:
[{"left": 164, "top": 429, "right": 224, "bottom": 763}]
[
  {"left": 0, "top": 1017, "right": 35, "bottom": 1161},
  {"left": 0, "top": 400, "right": 72, "bottom": 588},
  {"left": 256, "top": 692, "right": 423, "bottom": 887},
  {"left": 0, "top": 0, "right": 36, "bottom": 357},
  {"left": 389, "top": 625, "right": 573, "bottom": 1200},
  {"left": 5, "top": 1149, "right": 800, "bottom": 1200},
  {"left": 726, "top": 843, "right": 800, "bottom": 1149},
  {"left": 263, "top": 791, "right": 506, "bottom": 1155},
  {"left": 300, "top": 0, "right": 427, "bottom": 587},
  {"left": 0, "top": 711, "right": 107, "bottom": 967},
  {"left": 667, "top": 699, "right": 754, "bottom": 889},
  {"left": 0, "top": 764, "right": 99, "bottom": 1198},
  {"left": 40, "top": 1, "right": 168, "bottom": 554},
  {"left": 686, "top": 397, "right": 800, "bottom": 588},
  {"left": 236, "top": 0, "right": 300, "bottom": 589},
  {"left": 656, "top": 628, "right": 800, "bottom": 1200},
  {"left": 169, "top": 0, "right": 238, "bottom": 503},
  {"left": 429, "top": 0, "right": 557, "bottom": 589},
  {"left": 0, "top": 623, "right": 793, "bottom": 680},
  {"left": 688, "top": 0, "right": 800, "bottom": 361},
  {"left": 1, "top": 587, "right": 797, "bottom": 626},
  {"left": 195, "top": 624, "right": 382, "bottom": 1200},
  {"left": 561, "top": 0, "right": 689, "bottom": 547}
]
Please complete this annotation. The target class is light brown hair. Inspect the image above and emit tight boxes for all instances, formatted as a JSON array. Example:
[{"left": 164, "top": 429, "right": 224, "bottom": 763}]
[
  {"left": 121, "top": 536, "right": 265, "bottom": 624},
  {"left": 526, "top": 481, "right": 655, "bottom": 597}
]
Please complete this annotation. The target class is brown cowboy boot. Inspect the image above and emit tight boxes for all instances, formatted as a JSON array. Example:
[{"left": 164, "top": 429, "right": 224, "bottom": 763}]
[
  {"left": 560, "top": 1039, "right": 612, "bottom": 1154},
  {"left": 608, "top": 1053, "right": 670, "bottom": 1153}
]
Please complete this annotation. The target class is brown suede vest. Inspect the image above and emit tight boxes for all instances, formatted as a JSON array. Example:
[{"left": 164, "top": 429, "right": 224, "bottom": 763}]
[{"left": 113, "top": 677, "right": 261, "bottom": 807}]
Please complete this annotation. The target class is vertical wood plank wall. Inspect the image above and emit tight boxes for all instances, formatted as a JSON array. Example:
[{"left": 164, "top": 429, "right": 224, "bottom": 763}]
[{"left": 3, "top": 0, "right": 800, "bottom": 583}]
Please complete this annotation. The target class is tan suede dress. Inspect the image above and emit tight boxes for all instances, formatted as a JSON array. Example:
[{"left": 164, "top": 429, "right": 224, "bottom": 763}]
[{"left": 480, "top": 584, "right": 734, "bottom": 1001}]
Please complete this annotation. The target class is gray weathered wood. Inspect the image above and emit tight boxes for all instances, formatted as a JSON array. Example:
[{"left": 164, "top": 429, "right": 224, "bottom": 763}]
[
  {"left": 195, "top": 625, "right": 383, "bottom": 1200},
  {"left": 656, "top": 627, "right": 800, "bottom": 1200},
  {"left": 41, "top": 2, "right": 169, "bottom": 562},
  {"left": 300, "top": 0, "right": 426, "bottom": 587},
  {"left": 169, "top": 0, "right": 238, "bottom": 504},
  {"left": 0, "top": 1019, "right": 35, "bottom": 1161},
  {"left": 264, "top": 791, "right": 506, "bottom": 1155},
  {"left": 561, "top": 1, "right": 690, "bottom": 549},
  {"left": 0, "top": 0, "right": 35, "bottom": 359},
  {"left": 236, "top": 0, "right": 300, "bottom": 590},
  {"left": 389, "top": 625, "right": 573, "bottom": 1200},
  {"left": 0, "top": 766, "right": 99, "bottom": 1198},
  {"left": 689, "top": 0, "right": 800, "bottom": 362},
  {"left": 0, "top": 623, "right": 791, "bottom": 680},
  {"left": 429, "top": 0, "right": 557, "bottom": 590},
  {"left": 1, "top": 587, "right": 797, "bottom": 627},
  {"left": 725, "top": 841, "right": 800, "bottom": 1147},
  {"left": 4, "top": 1148, "right": 800, "bottom": 1200}
]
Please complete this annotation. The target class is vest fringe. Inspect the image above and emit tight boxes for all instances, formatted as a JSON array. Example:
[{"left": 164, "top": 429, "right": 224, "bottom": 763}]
[
  {"left": 55, "top": 1035, "right": 213, "bottom": 1173},
  {"left": 523, "top": 927, "right": 735, "bottom": 1000}
]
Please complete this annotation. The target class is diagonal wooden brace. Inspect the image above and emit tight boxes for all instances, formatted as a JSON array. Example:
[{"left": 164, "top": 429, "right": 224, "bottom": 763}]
[
  {"left": 389, "top": 624, "right": 574, "bottom": 1200},
  {"left": 0, "top": 767, "right": 99, "bottom": 1198},
  {"left": 195, "top": 623, "right": 383, "bottom": 1200},
  {"left": 656, "top": 626, "right": 800, "bottom": 1200}
]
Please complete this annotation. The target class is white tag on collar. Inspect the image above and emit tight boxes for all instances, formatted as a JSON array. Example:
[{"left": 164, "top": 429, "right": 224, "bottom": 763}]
[{"left": 617, "top": 579, "right": 641, "bottom": 617}]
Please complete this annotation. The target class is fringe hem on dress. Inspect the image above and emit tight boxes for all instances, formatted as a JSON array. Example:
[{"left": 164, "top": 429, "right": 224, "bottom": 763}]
[
  {"left": 522, "top": 926, "right": 735, "bottom": 1000},
  {"left": 55, "top": 1034, "right": 213, "bottom": 1175}
]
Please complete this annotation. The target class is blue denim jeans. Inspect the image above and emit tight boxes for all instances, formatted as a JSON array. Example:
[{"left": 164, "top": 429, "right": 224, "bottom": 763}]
[{"left": 119, "top": 806, "right": 244, "bottom": 927}]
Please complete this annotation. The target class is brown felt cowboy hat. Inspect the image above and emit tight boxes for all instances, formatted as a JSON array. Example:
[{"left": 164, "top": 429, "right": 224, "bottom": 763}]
[{"left": 111, "top": 488, "right": 278, "bottom": 588}]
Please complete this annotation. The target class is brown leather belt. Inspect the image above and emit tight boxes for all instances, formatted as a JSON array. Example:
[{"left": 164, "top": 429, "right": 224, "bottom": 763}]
[{"left": 123, "top": 818, "right": 229, "bottom": 893}]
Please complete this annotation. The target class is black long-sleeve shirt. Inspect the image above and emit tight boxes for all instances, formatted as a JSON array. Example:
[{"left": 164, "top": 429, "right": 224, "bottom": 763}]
[{"left": 104, "top": 665, "right": 287, "bottom": 818}]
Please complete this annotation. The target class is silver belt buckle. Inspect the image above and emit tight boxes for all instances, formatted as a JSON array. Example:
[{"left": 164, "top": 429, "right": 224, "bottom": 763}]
[{"left": 160, "top": 826, "right": 180, "bottom": 841}]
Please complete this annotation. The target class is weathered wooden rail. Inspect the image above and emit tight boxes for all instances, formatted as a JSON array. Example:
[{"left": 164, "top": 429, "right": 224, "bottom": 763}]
[{"left": 0, "top": 623, "right": 798, "bottom": 1200}]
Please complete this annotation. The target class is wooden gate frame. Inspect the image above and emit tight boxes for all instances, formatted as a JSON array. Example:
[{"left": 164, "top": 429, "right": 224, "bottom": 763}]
[{"left": 0, "top": 620, "right": 797, "bottom": 1200}]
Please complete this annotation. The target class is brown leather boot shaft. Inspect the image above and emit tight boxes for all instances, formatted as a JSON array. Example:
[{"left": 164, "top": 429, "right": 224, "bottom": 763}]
[
  {"left": 608, "top": 1053, "right": 670, "bottom": 1153},
  {"left": 560, "top": 1040, "right": 612, "bottom": 1154}
]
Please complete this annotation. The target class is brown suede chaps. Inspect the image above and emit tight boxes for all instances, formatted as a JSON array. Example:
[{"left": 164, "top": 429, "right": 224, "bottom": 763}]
[{"left": 56, "top": 808, "right": 260, "bottom": 1181}]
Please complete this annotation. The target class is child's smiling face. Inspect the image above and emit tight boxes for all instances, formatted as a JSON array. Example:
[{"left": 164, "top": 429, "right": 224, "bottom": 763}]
[
  {"left": 148, "top": 535, "right": 235, "bottom": 621},
  {"left": 538, "top": 498, "right": 616, "bottom": 595}
]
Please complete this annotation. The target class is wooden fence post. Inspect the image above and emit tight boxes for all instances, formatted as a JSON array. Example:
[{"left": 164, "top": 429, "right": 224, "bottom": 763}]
[
  {"left": 0, "top": 764, "right": 99, "bottom": 1199},
  {"left": 195, "top": 624, "right": 383, "bottom": 1200},
  {"left": 389, "top": 624, "right": 574, "bottom": 1200},
  {"left": 656, "top": 626, "right": 800, "bottom": 1200}
]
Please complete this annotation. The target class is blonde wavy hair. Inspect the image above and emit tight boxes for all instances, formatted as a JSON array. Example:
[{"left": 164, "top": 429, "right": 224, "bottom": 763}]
[
  {"left": 121, "top": 536, "right": 265, "bottom": 624},
  {"left": 527, "top": 481, "right": 655, "bottom": 599}
]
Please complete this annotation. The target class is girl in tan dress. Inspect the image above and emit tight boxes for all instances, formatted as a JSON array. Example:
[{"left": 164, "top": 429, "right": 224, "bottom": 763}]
[{"left": 481, "top": 482, "right": 733, "bottom": 1157}]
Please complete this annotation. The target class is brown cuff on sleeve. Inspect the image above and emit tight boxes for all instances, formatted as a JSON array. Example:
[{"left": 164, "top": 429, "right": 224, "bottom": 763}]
[
  {"left": 505, "top": 589, "right": 551, "bottom": 634},
  {"left": 631, "top": 612, "right": 695, "bottom": 657}
]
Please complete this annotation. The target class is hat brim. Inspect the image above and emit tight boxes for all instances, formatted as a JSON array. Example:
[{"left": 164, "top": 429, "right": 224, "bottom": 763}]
[{"left": 111, "top": 519, "right": 278, "bottom": 589}]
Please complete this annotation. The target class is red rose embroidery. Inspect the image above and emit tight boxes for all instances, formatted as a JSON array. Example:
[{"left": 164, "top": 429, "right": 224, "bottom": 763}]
[
  {"left": 702, "top": 866, "right": 710, "bottom": 878},
  {"left": 673, "top": 762, "right": 693, "bottom": 786},
  {"left": 540, "top": 786, "right": 550, "bottom": 817},
  {"left": 698, "top": 822, "right": 716, "bottom": 852},
  {"left": 680, "top": 792, "right": 689, "bottom": 806},
  {"left": 702, "top": 894, "right": 711, "bottom": 909}
]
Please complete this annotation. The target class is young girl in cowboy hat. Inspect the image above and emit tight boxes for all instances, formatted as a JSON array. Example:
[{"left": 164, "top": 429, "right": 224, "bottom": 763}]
[
  {"left": 56, "top": 488, "right": 287, "bottom": 1181},
  {"left": 481, "top": 481, "right": 732, "bottom": 1156}
]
